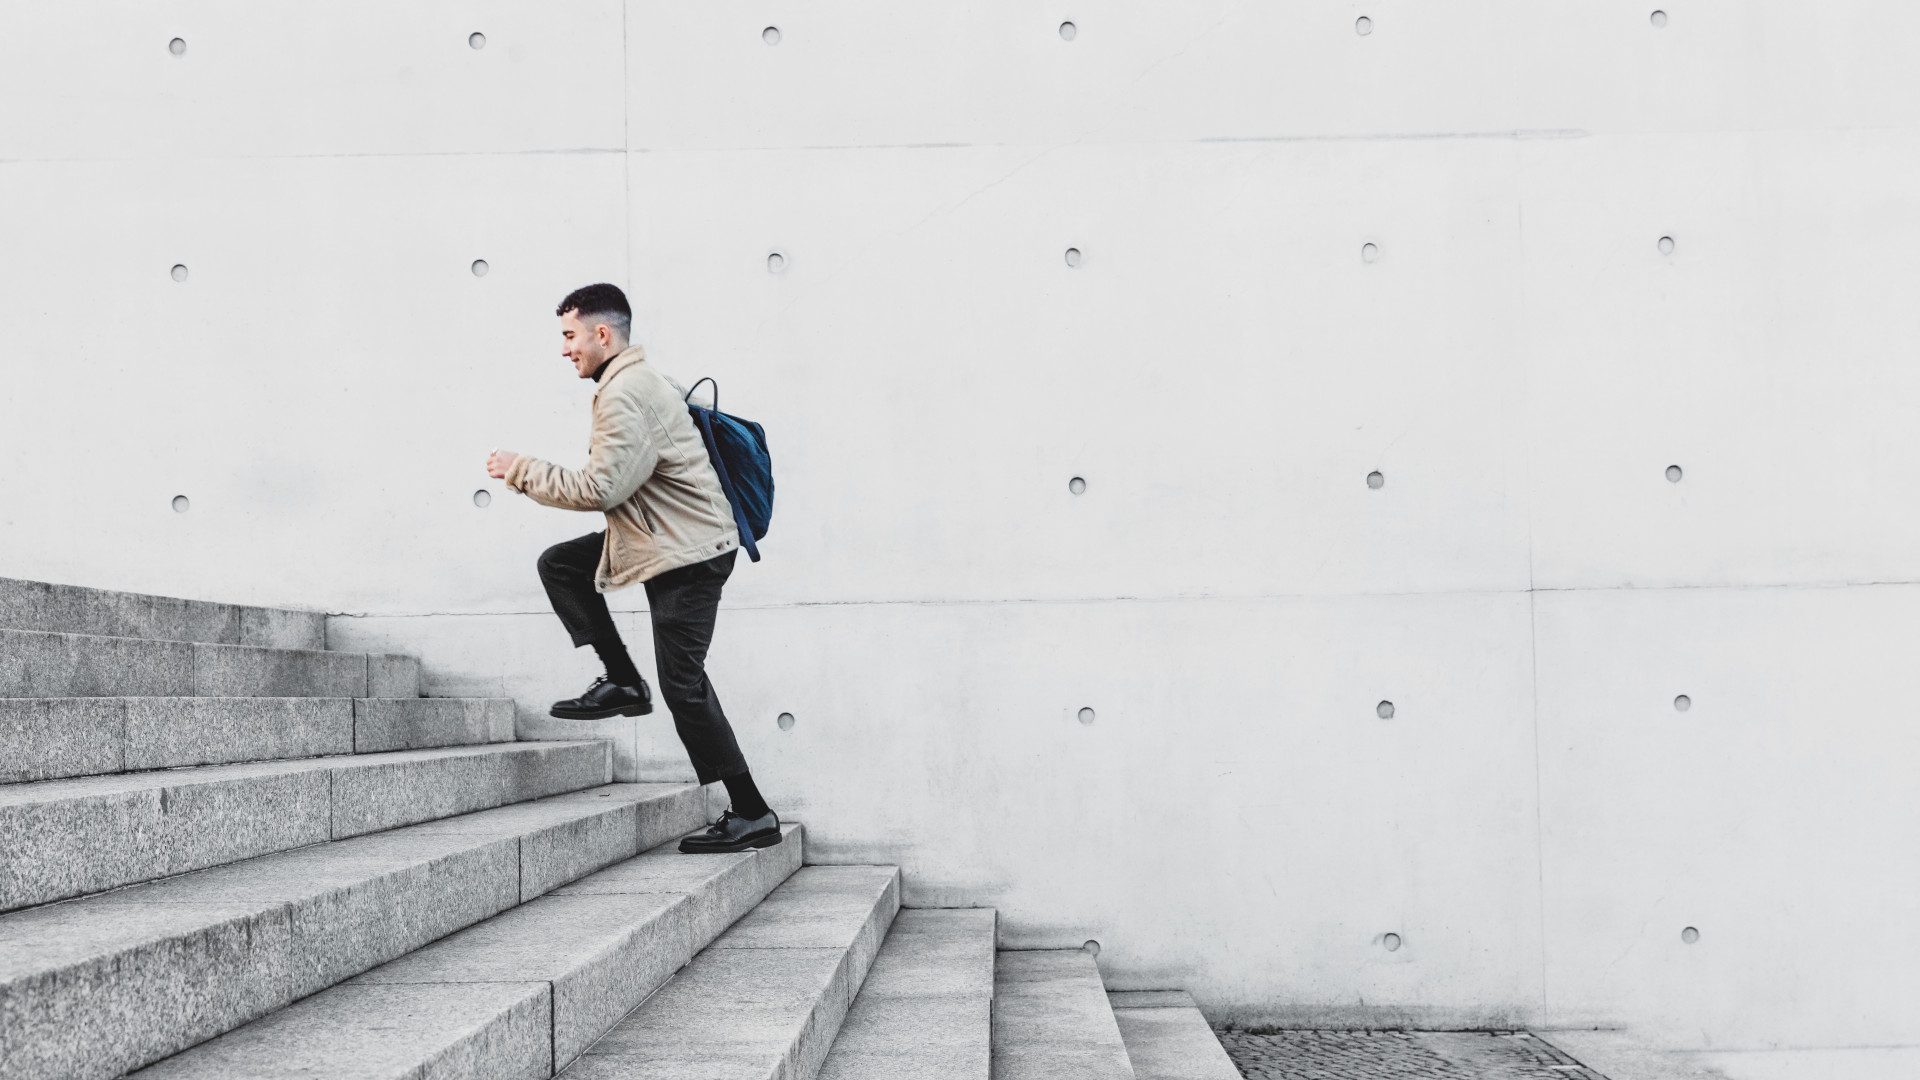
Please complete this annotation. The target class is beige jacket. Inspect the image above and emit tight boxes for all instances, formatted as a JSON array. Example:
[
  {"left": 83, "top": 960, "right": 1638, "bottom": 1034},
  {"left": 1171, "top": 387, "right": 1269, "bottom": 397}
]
[{"left": 506, "top": 346, "right": 739, "bottom": 590}]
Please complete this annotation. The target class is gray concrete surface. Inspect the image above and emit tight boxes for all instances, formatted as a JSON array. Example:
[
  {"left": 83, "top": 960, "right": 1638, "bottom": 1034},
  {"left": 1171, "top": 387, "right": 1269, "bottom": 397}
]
[
  {"left": 0, "top": 740, "right": 610, "bottom": 911},
  {"left": 0, "top": 782, "right": 700, "bottom": 1080},
  {"left": 555, "top": 822, "right": 805, "bottom": 941},
  {"left": 1109, "top": 993, "right": 1240, "bottom": 1080},
  {"left": 352, "top": 696, "right": 515, "bottom": 751},
  {"left": 566, "top": 864, "right": 901, "bottom": 1080},
  {"left": 817, "top": 908, "right": 998, "bottom": 1080},
  {"left": 189, "top": 640, "right": 382, "bottom": 697},
  {"left": 0, "top": 577, "right": 326, "bottom": 650},
  {"left": 992, "top": 950, "right": 1136, "bottom": 1080}
]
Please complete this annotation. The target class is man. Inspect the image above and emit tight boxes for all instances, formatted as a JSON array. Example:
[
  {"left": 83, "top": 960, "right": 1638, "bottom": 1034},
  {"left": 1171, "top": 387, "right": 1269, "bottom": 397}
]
[{"left": 485, "top": 283, "right": 778, "bottom": 854}]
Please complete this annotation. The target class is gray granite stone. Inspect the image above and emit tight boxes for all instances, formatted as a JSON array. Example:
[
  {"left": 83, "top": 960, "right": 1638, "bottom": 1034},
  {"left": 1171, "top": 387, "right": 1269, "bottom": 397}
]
[
  {"left": 1111, "top": 1001, "right": 1243, "bottom": 1080},
  {"left": 0, "top": 760, "right": 332, "bottom": 912},
  {"left": 0, "top": 697, "right": 125, "bottom": 782},
  {"left": 125, "top": 696, "right": 354, "bottom": 769},
  {"left": 816, "top": 909, "right": 997, "bottom": 1080},
  {"left": 356, "top": 892, "right": 695, "bottom": 1069},
  {"left": 131, "top": 981, "right": 551, "bottom": 1079},
  {"left": 0, "top": 577, "right": 325, "bottom": 649},
  {"left": 567, "top": 947, "right": 853, "bottom": 1079},
  {"left": 326, "top": 741, "right": 610, "bottom": 839},
  {"left": 556, "top": 822, "right": 803, "bottom": 945},
  {"left": 0, "top": 836, "right": 520, "bottom": 1080},
  {"left": 992, "top": 951, "right": 1136, "bottom": 1080},
  {"left": 236, "top": 605, "right": 327, "bottom": 651},
  {"left": 191, "top": 642, "right": 367, "bottom": 697},
  {"left": 568, "top": 865, "right": 900, "bottom": 1080},
  {"left": 0, "top": 629, "right": 193, "bottom": 697},
  {"left": 364, "top": 653, "right": 420, "bottom": 698},
  {"left": 352, "top": 697, "right": 511, "bottom": 752}
]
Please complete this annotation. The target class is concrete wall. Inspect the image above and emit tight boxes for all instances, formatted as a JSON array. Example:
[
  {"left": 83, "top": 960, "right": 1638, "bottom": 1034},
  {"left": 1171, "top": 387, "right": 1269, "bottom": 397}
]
[{"left": 5, "top": 0, "right": 1916, "bottom": 1052}]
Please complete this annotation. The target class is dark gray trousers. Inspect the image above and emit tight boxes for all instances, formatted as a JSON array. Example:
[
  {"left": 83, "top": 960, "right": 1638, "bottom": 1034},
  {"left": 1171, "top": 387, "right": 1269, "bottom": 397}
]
[{"left": 537, "top": 532, "right": 747, "bottom": 785}]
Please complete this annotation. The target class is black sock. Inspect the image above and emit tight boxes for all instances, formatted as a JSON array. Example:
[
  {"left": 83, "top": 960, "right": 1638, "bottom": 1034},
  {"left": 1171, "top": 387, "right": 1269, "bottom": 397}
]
[
  {"left": 590, "top": 637, "right": 643, "bottom": 688},
  {"left": 722, "top": 770, "right": 771, "bottom": 820}
]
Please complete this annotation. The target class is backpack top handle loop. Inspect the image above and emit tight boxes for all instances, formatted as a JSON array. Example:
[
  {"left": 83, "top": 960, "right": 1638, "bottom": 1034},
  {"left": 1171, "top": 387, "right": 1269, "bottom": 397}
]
[{"left": 684, "top": 377, "right": 718, "bottom": 412}]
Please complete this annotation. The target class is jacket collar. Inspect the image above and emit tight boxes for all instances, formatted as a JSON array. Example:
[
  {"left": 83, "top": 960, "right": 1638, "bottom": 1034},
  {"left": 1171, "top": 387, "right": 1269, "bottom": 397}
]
[{"left": 592, "top": 344, "right": 647, "bottom": 395}]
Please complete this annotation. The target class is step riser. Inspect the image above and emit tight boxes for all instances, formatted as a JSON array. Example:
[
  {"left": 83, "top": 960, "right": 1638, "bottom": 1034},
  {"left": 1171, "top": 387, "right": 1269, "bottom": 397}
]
[
  {"left": 1109, "top": 994, "right": 1244, "bottom": 1080},
  {"left": 0, "top": 697, "right": 517, "bottom": 784},
  {"left": 0, "top": 629, "right": 418, "bottom": 698},
  {"left": 0, "top": 785, "right": 708, "bottom": 1080},
  {"left": 353, "top": 697, "right": 515, "bottom": 753},
  {"left": 0, "top": 742, "right": 611, "bottom": 913},
  {"left": 0, "top": 698, "right": 354, "bottom": 783},
  {"left": 0, "top": 578, "right": 326, "bottom": 650}
]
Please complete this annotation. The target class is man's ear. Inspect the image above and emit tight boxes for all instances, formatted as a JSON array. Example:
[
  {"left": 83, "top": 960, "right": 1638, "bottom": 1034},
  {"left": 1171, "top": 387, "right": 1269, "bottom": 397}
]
[{"left": 596, "top": 323, "right": 612, "bottom": 349}]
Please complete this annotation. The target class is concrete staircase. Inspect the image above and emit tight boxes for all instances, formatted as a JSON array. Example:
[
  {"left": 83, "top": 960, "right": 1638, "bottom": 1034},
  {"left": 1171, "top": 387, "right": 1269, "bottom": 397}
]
[{"left": 0, "top": 578, "right": 1240, "bottom": 1080}]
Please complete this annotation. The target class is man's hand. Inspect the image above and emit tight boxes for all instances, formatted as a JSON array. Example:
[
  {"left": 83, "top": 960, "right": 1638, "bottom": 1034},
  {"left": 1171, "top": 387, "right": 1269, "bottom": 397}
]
[{"left": 486, "top": 450, "right": 519, "bottom": 479}]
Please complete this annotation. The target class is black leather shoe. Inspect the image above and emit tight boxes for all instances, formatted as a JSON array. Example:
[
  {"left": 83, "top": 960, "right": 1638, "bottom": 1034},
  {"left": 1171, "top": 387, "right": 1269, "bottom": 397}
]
[
  {"left": 679, "top": 809, "right": 781, "bottom": 854},
  {"left": 549, "top": 675, "right": 653, "bottom": 720}
]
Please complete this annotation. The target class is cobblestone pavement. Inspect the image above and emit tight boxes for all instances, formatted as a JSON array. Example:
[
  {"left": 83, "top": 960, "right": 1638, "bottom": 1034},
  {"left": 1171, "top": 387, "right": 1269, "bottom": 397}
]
[{"left": 1215, "top": 1030, "right": 1613, "bottom": 1079}]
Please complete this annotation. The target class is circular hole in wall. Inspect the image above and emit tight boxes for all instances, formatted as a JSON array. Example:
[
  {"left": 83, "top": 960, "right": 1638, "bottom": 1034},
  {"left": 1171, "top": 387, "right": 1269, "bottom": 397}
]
[
  {"left": 1064, "top": 247, "right": 1083, "bottom": 268},
  {"left": 1082, "top": 939, "right": 1101, "bottom": 957},
  {"left": 1068, "top": 476, "right": 1087, "bottom": 495},
  {"left": 1376, "top": 700, "right": 1395, "bottom": 720},
  {"left": 471, "top": 259, "right": 490, "bottom": 277},
  {"left": 777, "top": 712, "right": 796, "bottom": 731},
  {"left": 1674, "top": 694, "right": 1691, "bottom": 712},
  {"left": 767, "top": 251, "right": 786, "bottom": 273},
  {"left": 1356, "top": 16, "right": 1373, "bottom": 35},
  {"left": 472, "top": 489, "right": 491, "bottom": 508},
  {"left": 171, "top": 495, "right": 191, "bottom": 513},
  {"left": 1361, "top": 242, "right": 1380, "bottom": 263},
  {"left": 1367, "top": 470, "right": 1385, "bottom": 490},
  {"left": 1059, "top": 21, "right": 1078, "bottom": 41},
  {"left": 763, "top": 26, "right": 782, "bottom": 45},
  {"left": 469, "top": 31, "right": 486, "bottom": 49},
  {"left": 170, "top": 264, "right": 189, "bottom": 282},
  {"left": 1666, "top": 464, "right": 1684, "bottom": 483},
  {"left": 169, "top": 37, "right": 187, "bottom": 56},
  {"left": 1383, "top": 932, "right": 1402, "bottom": 951},
  {"left": 1650, "top": 10, "right": 1669, "bottom": 28},
  {"left": 1077, "top": 707, "right": 1096, "bottom": 725},
  {"left": 1658, "top": 235, "right": 1676, "bottom": 255},
  {"left": 1681, "top": 926, "right": 1700, "bottom": 944}
]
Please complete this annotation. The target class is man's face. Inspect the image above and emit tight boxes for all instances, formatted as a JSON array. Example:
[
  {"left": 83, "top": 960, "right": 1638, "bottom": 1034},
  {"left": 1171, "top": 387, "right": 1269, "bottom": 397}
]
[{"left": 559, "top": 309, "right": 613, "bottom": 379}]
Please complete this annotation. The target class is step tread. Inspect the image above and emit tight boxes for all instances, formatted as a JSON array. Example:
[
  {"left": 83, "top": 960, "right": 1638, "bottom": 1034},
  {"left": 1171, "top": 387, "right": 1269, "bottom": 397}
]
[
  {"left": 1109, "top": 993, "right": 1242, "bottom": 1080},
  {"left": 818, "top": 908, "right": 997, "bottom": 1080},
  {"left": 131, "top": 824, "right": 807, "bottom": 1078},
  {"left": 0, "top": 782, "right": 706, "bottom": 1080},
  {"left": 562, "top": 864, "right": 902, "bottom": 1079},
  {"left": 993, "top": 950, "right": 1137, "bottom": 1080}
]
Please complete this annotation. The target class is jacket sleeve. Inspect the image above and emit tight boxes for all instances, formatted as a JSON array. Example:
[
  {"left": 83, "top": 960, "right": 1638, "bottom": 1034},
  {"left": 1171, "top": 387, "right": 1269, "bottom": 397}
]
[{"left": 505, "top": 383, "right": 660, "bottom": 512}]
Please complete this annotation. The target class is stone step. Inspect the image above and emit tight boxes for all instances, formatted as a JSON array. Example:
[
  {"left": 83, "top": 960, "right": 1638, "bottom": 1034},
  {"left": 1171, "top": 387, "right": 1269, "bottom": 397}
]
[
  {"left": 817, "top": 908, "right": 998, "bottom": 1080},
  {"left": 1108, "top": 992, "right": 1243, "bottom": 1080},
  {"left": 0, "top": 782, "right": 707, "bottom": 1080},
  {"left": 0, "top": 696, "right": 516, "bottom": 783},
  {"left": 0, "top": 627, "right": 418, "bottom": 698},
  {"left": 0, "top": 576, "right": 327, "bottom": 650},
  {"left": 132, "top": 823, "right": 807, "bottom": 1078},
  {"left": 0, "top": 739, "right": 610, "bottom": 912},
  {"left": 561, "top": 864, "right": 902, "bottom": 1079},
  {"left": 993, "top": 950, "right": 1138, "bottom": 1080}
]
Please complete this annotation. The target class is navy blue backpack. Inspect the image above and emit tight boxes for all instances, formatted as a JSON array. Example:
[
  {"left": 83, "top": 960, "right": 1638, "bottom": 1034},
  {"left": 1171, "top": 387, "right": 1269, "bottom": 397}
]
[{"left": 683, "top": 378, "right": 773, "bottom": 562}]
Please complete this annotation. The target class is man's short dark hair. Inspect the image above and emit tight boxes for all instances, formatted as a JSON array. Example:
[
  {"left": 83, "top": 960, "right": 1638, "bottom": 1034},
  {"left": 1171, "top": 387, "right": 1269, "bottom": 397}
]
[{"left": 556, "top": 283, "right": 632, "bottom": 339}]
